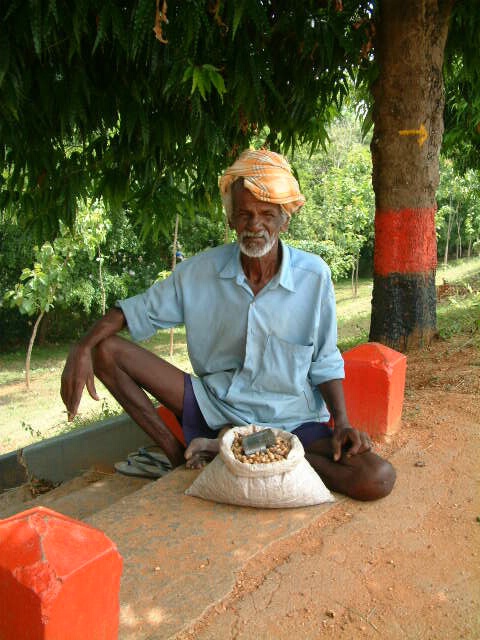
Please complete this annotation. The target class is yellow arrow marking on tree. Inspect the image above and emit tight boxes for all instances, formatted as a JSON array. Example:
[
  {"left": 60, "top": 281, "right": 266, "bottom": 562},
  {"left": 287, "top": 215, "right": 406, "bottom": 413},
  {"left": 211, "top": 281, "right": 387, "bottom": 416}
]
[{"left": 398, "top": 123, "right": 428, "bottom": 147}]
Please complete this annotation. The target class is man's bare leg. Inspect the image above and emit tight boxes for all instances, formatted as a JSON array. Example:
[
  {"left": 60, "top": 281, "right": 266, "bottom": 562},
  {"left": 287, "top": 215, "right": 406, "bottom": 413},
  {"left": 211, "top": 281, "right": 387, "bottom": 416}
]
[
  {"left": 92, "top": 335, "right": 186, "bottom": 467},
  {"left": 305, "top": 438, "right": 396, "bottom": 501}
]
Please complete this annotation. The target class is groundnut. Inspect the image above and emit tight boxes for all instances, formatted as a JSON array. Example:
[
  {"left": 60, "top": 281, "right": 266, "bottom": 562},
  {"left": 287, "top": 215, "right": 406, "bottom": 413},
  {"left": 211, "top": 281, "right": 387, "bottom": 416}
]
[{"left": 231, "top": 433, "right": 292, "bottom": 463}]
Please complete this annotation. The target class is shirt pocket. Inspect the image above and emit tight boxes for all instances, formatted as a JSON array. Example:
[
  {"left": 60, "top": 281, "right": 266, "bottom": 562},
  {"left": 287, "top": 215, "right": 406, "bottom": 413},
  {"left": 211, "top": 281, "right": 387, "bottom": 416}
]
[{"left": 251, "top": 334, "right": 314, "bottom": 396}]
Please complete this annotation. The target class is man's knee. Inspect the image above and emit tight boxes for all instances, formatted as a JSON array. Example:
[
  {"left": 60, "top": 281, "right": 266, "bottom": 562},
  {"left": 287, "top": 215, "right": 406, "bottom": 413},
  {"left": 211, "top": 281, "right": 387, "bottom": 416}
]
[
  {"left": 349, "top": 457, "right": 396, "bottom": 501},
  {"left": 92, "top": 336, "right": 120, "bottom": 376}
]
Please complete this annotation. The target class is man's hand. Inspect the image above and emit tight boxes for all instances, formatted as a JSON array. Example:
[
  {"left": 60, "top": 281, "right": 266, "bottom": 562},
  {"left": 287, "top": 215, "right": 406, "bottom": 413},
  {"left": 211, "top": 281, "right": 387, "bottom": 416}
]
[
  {"left": 60, "top": 308, "right": 126, "bottom": 420},
  {"left": 318, "top": 378, "right": 372, "bottom": 462},
  {"left": 61, "top": 345, "right": 99, "bottom": 421},
  {"left": 331, "top": 423, "right": 372, "bottom": 462}
]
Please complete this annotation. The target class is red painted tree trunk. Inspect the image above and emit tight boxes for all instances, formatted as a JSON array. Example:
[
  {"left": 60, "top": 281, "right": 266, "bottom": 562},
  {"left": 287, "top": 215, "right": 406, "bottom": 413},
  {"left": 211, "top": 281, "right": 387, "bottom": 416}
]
[{"left": 369, "top": 0, "right": 454, "bottom": 351}]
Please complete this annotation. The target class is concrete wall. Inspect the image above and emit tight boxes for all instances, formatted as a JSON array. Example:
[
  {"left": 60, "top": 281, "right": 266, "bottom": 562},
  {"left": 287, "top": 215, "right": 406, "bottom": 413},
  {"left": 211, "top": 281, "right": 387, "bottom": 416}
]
[{"left": 0, "top": 415, "right": 155, "bottom": 491}]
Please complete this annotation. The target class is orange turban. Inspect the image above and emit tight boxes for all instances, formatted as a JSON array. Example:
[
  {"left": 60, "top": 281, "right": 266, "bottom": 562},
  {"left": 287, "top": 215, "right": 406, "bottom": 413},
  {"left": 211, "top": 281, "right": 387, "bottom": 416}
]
[{"left": 219, "top": 149, "right": 305, "bottom": 221}]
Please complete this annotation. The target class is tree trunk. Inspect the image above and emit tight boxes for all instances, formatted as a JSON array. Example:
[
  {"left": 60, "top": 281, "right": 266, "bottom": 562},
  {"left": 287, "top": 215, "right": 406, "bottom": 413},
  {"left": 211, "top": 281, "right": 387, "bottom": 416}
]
[
  {"left": 443, "top": 204, "right": 454, "bottom": 267},
  {"left": 455, "top": 214, "right": 462, "bottom": 259},
  {"left": 25, "top": 311, "right": 45, "bottom": 390},
  {"left": 169, "top": 214, "right": 179, "bottom": 358},
  {"left": 355, "top": 255, "right": 359, "bottom": 297},
  {"left": 37, "top": 312, "right": 48, "bottom": 346},
  {"left": 369, "top": 0, "right": 453, "bottom": 351},
  {"left": 351, "top": 254, "right": 359, "bottom": 297},
  {"left": 98, "top": 247, "right": 106, "bottom": 315}
]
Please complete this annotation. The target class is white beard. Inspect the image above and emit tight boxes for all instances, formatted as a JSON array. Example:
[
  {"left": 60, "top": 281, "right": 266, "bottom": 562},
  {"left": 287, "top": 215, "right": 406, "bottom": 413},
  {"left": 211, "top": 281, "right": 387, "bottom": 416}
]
[{"left": 238, "top": 230, "right": 277, "bottom": 257}]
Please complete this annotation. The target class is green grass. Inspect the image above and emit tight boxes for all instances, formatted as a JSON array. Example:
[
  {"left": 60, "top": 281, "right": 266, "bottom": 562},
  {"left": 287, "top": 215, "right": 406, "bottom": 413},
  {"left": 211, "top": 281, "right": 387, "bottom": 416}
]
[{"left": 1, "top": 256, "right": 479, "bottom": 453}]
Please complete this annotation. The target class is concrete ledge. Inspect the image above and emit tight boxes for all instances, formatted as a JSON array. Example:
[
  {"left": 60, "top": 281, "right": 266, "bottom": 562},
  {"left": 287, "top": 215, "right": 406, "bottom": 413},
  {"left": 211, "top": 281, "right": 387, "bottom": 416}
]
[
  {"left": 0, "top": 414, "right": 155, "bottom": 490},
  {"left": 88, "top": 468, "right": 341, "bottom": 640},
  {"left": 0, "top": 451, "right": 27, "bottom": 491}
]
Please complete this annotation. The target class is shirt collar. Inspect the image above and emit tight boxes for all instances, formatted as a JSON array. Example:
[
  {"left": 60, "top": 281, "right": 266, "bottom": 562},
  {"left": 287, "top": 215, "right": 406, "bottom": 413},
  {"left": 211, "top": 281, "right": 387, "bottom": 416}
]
[{"left": 219, "top": 241, "right": 296, "bottom": 292}]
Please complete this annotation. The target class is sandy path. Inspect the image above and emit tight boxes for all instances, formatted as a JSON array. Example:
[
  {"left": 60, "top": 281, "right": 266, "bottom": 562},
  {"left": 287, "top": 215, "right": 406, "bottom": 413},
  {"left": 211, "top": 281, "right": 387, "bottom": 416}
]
[{"left": 178, "top": 337, "right": 480, "bottom": 639}]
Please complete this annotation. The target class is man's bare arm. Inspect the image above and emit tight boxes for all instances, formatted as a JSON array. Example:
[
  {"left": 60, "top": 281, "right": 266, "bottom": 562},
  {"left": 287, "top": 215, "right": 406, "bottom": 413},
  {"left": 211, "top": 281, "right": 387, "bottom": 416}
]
[
  {"left": 318, "top": 379, "right": 371, "bottom": 461},
  {"left": 61, "top": 308, "right": 126, "bottom": 420}
]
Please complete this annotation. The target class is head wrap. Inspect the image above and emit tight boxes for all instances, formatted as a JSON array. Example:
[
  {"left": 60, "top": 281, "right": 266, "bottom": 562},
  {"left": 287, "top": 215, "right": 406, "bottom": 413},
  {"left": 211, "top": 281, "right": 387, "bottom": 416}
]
[{"left": 219, "top": 149, "right": 306, "bottom": 221}]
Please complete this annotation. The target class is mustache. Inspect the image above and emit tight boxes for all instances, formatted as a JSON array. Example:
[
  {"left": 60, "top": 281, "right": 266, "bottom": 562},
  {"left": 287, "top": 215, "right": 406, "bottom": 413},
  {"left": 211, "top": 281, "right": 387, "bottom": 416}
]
[{"left": 238, "top": 230, "right": 270, "bottom": 240}]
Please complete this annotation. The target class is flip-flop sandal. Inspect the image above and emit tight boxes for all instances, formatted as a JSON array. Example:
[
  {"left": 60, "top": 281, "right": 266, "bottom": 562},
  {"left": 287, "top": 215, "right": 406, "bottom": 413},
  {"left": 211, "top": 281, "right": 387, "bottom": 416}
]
[
  {"left": 126, "top": 447, "right": 172, "bottom": 475},
  {"left": 136, "top": 447, "right": 172, "bottom": 468},
  {"left": 114, "top": 460, "right": 164, "bottom": 478},
  {"left": 115, "top": 448, "right": 173, "bottom": 479}
]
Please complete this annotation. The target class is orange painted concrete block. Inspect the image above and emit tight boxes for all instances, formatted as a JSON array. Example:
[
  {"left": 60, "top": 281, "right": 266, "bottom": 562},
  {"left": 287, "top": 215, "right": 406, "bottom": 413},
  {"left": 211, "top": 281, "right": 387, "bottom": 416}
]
[
  {"left": 342, "top": 342, "right": 407, "bottom": 436},
  {"left": 0, "top": 506, "right": 122, "bottom": 640}
]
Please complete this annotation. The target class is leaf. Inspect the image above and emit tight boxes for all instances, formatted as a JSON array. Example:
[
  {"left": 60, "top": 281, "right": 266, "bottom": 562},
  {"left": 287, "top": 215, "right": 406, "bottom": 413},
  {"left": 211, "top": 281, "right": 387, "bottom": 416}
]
[
  {"left": 182, "top": 65, "right": 194, "bottom": 82},
  {"left": 192, "top": 67, "right": 206, "bottom": 100},
  {"left": 207, "top": 67, "right": 227, "bottom": 100},
  {"left": 232, "top": 3, "right": 244, "bottom": 40}
]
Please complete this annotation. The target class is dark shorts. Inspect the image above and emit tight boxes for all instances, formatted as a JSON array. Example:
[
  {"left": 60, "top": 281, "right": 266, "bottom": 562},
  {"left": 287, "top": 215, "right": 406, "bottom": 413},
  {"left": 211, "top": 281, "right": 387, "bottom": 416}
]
[{"left": 181, "top": 374, "right": 332, "bottom": 448}]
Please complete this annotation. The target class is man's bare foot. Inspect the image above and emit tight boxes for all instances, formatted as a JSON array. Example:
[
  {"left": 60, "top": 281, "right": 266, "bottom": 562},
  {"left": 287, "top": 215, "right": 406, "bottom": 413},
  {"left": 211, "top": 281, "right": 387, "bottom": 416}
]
[{"left": 185, "top": 437, "right": 220, "bottom": 469}]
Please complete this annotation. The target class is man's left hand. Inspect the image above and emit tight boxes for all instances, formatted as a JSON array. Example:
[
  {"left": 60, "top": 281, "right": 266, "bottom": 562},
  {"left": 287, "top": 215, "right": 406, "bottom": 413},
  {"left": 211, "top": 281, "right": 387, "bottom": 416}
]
[{"left": 331, "top": 424, "right": 372, "bottom": 462}]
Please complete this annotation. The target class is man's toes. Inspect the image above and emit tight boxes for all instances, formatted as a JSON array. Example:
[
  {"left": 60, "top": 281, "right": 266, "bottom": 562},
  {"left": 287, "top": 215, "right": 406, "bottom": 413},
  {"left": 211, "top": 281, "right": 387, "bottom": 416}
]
[{"left": 186, "top": 454, "right": 206, "bottom": 469}]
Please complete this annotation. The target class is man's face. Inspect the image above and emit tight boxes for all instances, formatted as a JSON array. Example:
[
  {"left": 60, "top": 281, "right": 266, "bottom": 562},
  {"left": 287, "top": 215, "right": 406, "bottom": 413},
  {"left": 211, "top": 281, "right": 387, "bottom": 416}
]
[{"left": 231, "top": 185, "right": 289, "bottom": 258}]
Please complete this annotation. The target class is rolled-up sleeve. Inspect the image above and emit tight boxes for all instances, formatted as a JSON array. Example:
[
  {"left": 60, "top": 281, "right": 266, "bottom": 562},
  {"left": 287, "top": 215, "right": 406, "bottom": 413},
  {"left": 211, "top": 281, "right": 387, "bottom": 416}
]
[
  {"left": 308, "top": 271, "right": 345, "bottom": 386},
  {"left": 116, "top": 271, "right": 184, "bottom": 342}
]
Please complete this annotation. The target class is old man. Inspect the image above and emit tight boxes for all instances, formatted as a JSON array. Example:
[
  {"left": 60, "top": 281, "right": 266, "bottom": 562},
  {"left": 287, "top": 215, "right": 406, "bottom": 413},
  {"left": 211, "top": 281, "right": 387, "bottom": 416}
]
[{"left": 61, "top": 149, "right": 396, "bottom": 500}]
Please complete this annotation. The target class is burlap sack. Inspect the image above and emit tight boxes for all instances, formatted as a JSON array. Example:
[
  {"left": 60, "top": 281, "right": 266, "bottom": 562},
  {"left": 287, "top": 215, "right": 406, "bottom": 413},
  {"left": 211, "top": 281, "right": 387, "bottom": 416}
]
[{"left": 185, "top": 425, "right": 334, "bottom": 508}]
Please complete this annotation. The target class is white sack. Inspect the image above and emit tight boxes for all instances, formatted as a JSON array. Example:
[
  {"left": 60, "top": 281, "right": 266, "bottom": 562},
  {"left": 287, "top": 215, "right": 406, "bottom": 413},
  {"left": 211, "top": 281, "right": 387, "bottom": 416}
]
[{"left": 185, "top": 425, "right": 334, "bottom": 508}]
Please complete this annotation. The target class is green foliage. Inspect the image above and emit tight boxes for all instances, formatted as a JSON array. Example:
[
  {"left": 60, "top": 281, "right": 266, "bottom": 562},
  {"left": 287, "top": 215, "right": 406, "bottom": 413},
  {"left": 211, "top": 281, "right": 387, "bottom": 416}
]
[
  {"left": 4, "top": 242, "right": 70, "bottom": 317},
  {"left": 4, "top": 204, "right": 110, "bottom": 319},
  {"left": 285, "top": 111, "right": 375, "bottom": 279},
  {"left": 183, "top": 63, "right": 227, "bottom": 102},
  {"left": 443, "top": 1, "right": 480, "bottom": 171},
  {"left": 287, "top": 238, "right": 351, "bottom": 281},
  {"left": 437, "top": 291, "right": 480, "bottom": 340},
  {"left": 0, "top": 0, "right": 374, "bottom": 236},
  {"left": 65, "top": 398, "right": 122, "bottom": 431},
  {"left": 436, "top": 157, "right": 480, "bottom": 262}
]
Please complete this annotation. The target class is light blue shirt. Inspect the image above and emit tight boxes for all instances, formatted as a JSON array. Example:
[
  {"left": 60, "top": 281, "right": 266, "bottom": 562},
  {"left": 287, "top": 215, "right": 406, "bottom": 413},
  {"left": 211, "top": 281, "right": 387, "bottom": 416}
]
[{"left": 118, "top": 242, "right": 344, "bottom": 432}]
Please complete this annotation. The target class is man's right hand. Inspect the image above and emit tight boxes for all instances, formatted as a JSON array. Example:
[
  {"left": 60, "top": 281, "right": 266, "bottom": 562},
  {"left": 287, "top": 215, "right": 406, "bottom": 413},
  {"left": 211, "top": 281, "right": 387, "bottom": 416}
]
[
  {"left": 60, "top": 308, "right": 126, "bottom": 420},
  {"left": 61, "top": 344, "right": 100, "bottom": 421}
]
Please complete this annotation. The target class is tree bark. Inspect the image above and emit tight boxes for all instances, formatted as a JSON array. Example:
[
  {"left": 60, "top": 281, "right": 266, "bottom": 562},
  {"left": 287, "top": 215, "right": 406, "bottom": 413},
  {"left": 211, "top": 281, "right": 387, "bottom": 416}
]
[
  {"left": 169, "top": 214, "right": 179, "bottom": 358},
  {"left": 98, "top": 247, "right": 106, "bottom": 315},
  {"left": 443, "top": 203, "right": 454, "bottom": 267},
  {"left": 455, "top": 214, "right": 462, "bottom": 259},
  {"left": 369, "top": 0, "right": 453, "bottom": 351},
  {"left": 351, "top": 254, "right": 359, "bottom": 297},
  {"left": 26, "top": 311, "right": 45, "bottom": 390}
]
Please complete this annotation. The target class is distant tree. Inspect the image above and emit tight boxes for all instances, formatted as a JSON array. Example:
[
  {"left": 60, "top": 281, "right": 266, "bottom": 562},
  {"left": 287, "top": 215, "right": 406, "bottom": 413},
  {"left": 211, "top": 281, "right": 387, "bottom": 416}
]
[
  {"left": 5, "top": 241, "right": 73, "bottom": 389},
  {"left": 4, "top": 209, "right": 108, "bottom": 388},
  {"left": 287, "top": 115, "right": 374, "bottom": 289},
  {"left": 436, "top": 159, "right": 480, "bottom": 267}
]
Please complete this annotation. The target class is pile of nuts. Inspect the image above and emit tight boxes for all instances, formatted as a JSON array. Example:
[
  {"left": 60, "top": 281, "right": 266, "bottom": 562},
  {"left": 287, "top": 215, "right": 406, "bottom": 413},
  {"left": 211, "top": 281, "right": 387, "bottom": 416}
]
[{"left": 231, "top": 432, "right": 291, "bottom": 464}]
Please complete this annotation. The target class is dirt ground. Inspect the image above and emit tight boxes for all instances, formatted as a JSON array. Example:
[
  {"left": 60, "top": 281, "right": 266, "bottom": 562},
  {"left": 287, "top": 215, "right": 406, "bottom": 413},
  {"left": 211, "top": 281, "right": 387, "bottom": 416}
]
[
  {"left": 176, "top": 334, "right": 480, "bottom": 640},
  {"left": 1, "top": 333, "right": 478, "bottom": 639}
]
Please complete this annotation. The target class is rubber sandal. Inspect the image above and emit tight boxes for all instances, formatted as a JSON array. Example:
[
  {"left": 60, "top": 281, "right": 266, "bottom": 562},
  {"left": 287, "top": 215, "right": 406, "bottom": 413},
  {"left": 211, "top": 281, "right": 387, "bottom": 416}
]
[
  {"left": 127, "top": 452, "right": 172, "bottom": 477},
  {"left": 115, "top": 448, "right": 173, "bottom": 479},
  {"left": 137, "top": 447, "right": 172, "bottom": 470},
  {"left": 114, "top": 460, "right": 163, "bottom": 478}
]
